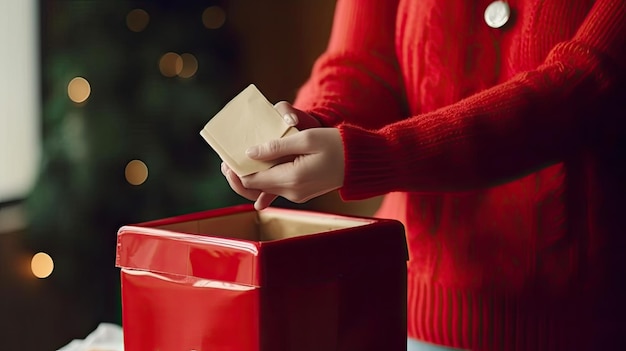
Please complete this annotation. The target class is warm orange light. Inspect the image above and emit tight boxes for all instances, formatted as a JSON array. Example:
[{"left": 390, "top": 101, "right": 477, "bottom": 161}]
[
  {"left": 159, "top": 52, "right": 183, "bottom": 77},
  {"left": 125, "top": 159, "right": 148, "bottom": 185},
  {"left": 31, "top": 252, "right": 54, "bottom": 279},
  {"left": 126, "top": 9, "right": 150, "bottom": 32},
  {"left": 202, "top": 6, "right": 226, "bottom": 29},
  {"left": 178, "top": 53, "right": 198, "bottom": 78},
  {"left": 67, "top": 77, "right": 91, "bottom": 103}
]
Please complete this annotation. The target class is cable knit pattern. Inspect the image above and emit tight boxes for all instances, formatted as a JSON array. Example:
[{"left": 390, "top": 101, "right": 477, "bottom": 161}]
[{"left": 294, "top": 0, "right": 626, "bottom": 350}]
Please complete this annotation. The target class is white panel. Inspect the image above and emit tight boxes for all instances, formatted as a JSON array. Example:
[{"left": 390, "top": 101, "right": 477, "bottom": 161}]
[{"left": 0, "top": 0, "right": 40, "bottom": 202}]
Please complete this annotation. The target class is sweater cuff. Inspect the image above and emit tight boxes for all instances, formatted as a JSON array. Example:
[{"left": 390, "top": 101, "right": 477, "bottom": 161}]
[{"left": 337, "top": 123, "right": 402, "bottom": 200}]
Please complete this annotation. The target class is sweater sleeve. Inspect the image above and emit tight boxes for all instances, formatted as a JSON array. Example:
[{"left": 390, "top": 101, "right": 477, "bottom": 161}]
[
  {"left": 334, "top": 0, "right": 626, "bottom": 199},
  {"left": 293, "top": 0, "right": 406, "bottom": 130}
]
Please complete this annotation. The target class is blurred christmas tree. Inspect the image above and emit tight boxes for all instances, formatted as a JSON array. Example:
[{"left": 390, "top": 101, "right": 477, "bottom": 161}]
[{"left": 25, "top": 0, "right": 245, "bottom": 328}]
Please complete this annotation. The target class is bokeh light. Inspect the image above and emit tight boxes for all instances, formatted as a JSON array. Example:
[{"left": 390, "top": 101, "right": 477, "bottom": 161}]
[
  {"left": 125, "top": 159, "right": 148, "bottom": 185},
  {"left": 202, "top": 6, "right": 226, "bottom": 29},
  {"left": 159, "top": 52, "right": 183, "bottom": 77},
  {"left": 31, "top": 252, "right": 54, "bottom": 279},
  {"left": 67, "top": 77, "right": 91, "bottom": 103},
  {"left": 178, "top": 53, "right": 198, "bottom": 78},
  {"left": 126, "top": 9, "right": 150, "bottom": 32}
]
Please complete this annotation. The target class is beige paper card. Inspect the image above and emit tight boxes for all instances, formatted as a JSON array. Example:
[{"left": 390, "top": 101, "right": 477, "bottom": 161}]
[{"left": 200, "top": 84, "right": 298, "bottom": 177}]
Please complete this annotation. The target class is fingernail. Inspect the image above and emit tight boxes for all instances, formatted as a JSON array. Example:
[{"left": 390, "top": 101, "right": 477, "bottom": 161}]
[
  {"left": 283, "top": 113, "right": 297, "bottom": 126},
  {"left": 246, "top": 146, "right": 259, "bottom": 158},
  {"left": 220, "top": 162, "right": 227, "bottom": 174}
]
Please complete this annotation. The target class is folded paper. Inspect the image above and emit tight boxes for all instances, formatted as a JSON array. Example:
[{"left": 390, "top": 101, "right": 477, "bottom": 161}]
[
  {"left": 200, "top": 84, "right": 298, "bottom": 177},
  {"left": 57, "top": 323, "right": 124, "bottom": 351}
]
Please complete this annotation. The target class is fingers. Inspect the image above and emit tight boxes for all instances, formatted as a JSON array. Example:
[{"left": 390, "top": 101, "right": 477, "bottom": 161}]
[
  {"left": 221, "top": 162, "right": 261, "bottom": 201},
  {"left": 254, "top": 192, "right": 278, "bottom": 210},
  {"left": 274, "top": 101, "right": 321, "bottom": 130},
  {"left": 222, "top": 162, "right": 279, "bottom": 210},
  {"left": 243, "top": 162, "right": 330, "bottom": 204},
  {"left": 241, "top": 162, "right": 292, "bottom": 195},
  {"left": 274, "top": 101, "right": 299, "bottom": 127},
  {"left": 246, "top": 131, "right": 314, "bottom": 161}
]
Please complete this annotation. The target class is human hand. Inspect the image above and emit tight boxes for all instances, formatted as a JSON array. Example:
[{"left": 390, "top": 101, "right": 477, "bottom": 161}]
[
  {"left": 273, "top": 101, "right": 321, "bottom": 130},
  {"left": 221, "top": 128, "right": 344, "bottom": 210}
]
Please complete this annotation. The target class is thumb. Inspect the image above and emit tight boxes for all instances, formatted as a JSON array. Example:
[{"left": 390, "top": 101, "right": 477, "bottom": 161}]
[{"left": 245, "top": 132, "right": 313, "bottom": 161}]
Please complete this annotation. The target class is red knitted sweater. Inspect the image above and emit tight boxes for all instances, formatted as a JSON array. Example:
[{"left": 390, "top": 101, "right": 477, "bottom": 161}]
[{"left": 293, "top": 0, "right": 626, "bottom": 350}]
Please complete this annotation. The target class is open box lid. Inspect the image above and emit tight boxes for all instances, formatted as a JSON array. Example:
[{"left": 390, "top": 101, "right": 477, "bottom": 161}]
[{"left": 116, "top": 204, "right": 407, "bottom": 287}]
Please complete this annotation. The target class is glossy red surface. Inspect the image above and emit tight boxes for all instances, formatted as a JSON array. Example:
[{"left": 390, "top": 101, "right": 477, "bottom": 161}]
[
  {"left": 117, "top": 226, "right": 260, "bottom": 286},
  {"left": 121, "top": 270, "right": 260, "bottom": 350},
  {"left": 116, "top": 204, "right": 408, "bottom": 350}
]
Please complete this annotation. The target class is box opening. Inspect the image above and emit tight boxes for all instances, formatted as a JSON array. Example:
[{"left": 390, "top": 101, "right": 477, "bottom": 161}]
[{"left": 154, "top": 209, "right": 370, "bottom": 242}]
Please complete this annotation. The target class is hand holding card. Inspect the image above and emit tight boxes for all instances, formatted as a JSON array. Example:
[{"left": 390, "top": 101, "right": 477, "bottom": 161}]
[{"left": 200, "top": 84, "right": 298, "bottom": 177}]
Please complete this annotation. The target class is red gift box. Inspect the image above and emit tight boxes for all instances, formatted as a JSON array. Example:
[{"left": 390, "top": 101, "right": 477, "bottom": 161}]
[{"left": 116, "top": 204, "right": 407, "bottom": 351}]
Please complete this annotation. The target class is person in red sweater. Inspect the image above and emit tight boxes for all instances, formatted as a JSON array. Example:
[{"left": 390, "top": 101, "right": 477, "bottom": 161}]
[{"left": 221, "top": 0, "right": 626, "bottom": 350}]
